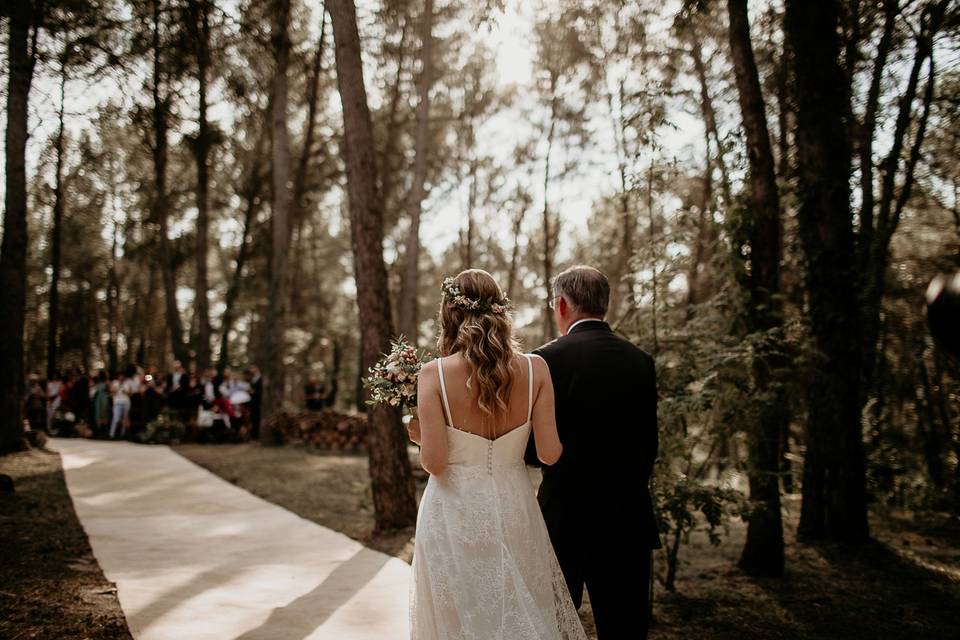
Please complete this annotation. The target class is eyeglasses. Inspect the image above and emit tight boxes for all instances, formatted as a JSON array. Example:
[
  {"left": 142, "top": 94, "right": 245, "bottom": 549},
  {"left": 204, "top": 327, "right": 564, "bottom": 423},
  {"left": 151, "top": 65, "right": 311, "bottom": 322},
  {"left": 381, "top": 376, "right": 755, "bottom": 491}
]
[{"left": 548, "top": 294, "right": 561, "bottom": 310}]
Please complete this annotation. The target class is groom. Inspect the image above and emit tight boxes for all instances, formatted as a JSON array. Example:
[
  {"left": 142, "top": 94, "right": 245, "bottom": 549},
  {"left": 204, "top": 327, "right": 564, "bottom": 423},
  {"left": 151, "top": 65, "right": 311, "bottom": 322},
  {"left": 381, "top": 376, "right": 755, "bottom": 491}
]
[{"left": 525, "top": 265, "right": 661, "bottom": 639}]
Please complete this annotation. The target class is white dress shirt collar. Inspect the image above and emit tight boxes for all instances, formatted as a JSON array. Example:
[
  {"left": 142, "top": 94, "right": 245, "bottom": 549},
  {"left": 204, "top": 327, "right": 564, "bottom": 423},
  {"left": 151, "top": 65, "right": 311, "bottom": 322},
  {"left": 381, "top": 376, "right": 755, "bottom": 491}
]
[{"left": 565, "top": 318, "right": 605, "bottom": 335}]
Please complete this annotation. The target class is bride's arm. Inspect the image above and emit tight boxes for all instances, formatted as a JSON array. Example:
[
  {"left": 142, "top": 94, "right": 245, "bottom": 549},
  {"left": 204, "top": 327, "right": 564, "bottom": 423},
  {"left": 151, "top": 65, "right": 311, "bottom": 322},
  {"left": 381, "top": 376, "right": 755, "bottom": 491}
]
[
  {"left": 416, "top": 361, "right": 449, "bottom": 476},
  {"left": 530, "top": 355, "right": 562, "bottom": 466}
]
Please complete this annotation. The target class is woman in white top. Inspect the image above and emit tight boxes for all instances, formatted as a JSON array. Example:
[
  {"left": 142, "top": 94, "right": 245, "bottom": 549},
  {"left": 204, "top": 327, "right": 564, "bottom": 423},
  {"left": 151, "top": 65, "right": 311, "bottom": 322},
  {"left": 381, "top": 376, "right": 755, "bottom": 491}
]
[{"left": 109, "top": 373, "right": 134, "bottom": 439}]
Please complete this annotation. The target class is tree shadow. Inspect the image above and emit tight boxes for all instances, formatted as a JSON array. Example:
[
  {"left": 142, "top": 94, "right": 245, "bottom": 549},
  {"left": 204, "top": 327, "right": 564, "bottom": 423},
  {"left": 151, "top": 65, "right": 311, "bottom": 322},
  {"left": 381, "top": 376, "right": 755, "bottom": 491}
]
[
  {"left": 750, "top": 537, "right": 960, "bottom": 640},
  {"left": 233, "top": 547, "right": 393, "bottom": 640},
  {"left": 127, "top": 563, "right": 242, "bottom": 633}
]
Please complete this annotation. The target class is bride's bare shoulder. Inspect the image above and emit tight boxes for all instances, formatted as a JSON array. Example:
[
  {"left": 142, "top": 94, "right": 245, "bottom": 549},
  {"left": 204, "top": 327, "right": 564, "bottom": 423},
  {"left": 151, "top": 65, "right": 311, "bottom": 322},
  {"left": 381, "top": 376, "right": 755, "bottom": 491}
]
[{"left": 522, "top": 352, "right": 551, "bottom": 379}]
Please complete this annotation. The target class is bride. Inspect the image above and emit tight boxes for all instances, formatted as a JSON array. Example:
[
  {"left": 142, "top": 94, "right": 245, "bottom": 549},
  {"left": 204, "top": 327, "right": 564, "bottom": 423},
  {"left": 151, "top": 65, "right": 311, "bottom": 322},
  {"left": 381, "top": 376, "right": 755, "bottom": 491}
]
[{"left": 407, "top": 269, "right": 587, "bottom": 639}]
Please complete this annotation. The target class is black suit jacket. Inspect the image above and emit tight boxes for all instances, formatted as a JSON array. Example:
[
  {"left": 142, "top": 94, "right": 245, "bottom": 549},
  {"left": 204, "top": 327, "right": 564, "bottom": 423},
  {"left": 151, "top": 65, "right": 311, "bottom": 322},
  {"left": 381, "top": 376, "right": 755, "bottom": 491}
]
[{"left": 525, "top": 320, "right": 662, "bottom": 550}]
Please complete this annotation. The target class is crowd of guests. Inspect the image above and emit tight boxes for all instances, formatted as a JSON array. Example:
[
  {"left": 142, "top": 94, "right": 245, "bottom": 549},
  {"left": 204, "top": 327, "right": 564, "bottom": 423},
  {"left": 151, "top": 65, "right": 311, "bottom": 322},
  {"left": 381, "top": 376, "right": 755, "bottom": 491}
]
[{"left": 24, "top": 361, "right": 264, "bottom": 442}]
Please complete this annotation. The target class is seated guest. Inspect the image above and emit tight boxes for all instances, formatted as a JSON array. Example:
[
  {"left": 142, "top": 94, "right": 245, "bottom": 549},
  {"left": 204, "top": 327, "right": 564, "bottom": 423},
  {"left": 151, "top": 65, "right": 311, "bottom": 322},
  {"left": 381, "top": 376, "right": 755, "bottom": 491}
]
[{"left": 25, "top": 376, "right": 46, "bottom": 432}]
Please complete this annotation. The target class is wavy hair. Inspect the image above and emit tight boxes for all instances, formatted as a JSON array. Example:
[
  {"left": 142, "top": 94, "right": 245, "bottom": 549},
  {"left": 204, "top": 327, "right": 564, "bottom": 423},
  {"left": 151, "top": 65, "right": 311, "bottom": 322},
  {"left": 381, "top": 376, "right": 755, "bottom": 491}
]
[{"left": 437, "top": 269, "right": 521, "bottom": 433}]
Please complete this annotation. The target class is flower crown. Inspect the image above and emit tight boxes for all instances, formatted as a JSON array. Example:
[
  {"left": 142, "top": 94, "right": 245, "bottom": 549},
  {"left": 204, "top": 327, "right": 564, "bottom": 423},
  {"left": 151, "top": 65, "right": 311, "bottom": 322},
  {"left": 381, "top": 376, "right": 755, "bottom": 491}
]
[{"left": 441, "top": 277, "right": 511, "bottom": 315}]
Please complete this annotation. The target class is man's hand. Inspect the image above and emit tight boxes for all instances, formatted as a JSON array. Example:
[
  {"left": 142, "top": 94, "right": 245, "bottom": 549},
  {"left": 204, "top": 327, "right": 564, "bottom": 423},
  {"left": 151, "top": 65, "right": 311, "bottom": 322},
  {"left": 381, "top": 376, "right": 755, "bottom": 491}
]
[{"left": 406, "top": 407, "right": 421, "bottom": 445}]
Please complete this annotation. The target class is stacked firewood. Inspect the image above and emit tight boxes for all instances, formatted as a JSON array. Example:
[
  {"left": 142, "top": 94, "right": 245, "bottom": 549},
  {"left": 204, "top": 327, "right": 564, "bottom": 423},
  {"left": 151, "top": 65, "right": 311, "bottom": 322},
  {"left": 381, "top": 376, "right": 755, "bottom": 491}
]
[{"left": 267, "top": 410, "right": 369, "bottom": 451}]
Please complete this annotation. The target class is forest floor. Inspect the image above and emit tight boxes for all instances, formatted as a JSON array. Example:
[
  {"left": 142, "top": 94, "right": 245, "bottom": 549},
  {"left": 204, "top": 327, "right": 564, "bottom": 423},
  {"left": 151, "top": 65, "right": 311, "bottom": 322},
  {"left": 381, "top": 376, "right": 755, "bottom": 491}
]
[
  {"left": 177, "top": 442, "right": 960, "bottom": 640},
  {"left": 0, "top": 447, "right": 132, "bottom": 640},
  {"left": 6, "top": 440, "right": 954, "bottom": 639}
]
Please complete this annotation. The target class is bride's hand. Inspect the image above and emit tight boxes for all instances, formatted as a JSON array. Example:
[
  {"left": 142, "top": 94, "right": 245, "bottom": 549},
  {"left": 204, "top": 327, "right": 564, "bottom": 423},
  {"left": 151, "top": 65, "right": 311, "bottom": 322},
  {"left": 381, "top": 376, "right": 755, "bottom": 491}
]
[{"left": 407, "top": 408, "right": 421, "bottom": 444}]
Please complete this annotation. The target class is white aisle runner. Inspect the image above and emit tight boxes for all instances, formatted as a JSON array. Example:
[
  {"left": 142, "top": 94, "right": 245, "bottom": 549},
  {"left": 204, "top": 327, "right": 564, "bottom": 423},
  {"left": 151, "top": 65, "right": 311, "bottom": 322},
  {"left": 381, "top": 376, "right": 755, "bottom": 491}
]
[{"left": 52, "top": 438, "right": 411, "bottom": 640}]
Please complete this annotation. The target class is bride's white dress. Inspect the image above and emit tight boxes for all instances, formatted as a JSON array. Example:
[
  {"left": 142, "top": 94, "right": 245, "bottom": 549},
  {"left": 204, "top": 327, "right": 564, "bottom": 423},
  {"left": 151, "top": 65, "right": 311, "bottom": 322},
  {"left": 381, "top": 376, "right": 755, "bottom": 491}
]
[{"left": 409, "top": 355, "right": 588, "bottom": 639}]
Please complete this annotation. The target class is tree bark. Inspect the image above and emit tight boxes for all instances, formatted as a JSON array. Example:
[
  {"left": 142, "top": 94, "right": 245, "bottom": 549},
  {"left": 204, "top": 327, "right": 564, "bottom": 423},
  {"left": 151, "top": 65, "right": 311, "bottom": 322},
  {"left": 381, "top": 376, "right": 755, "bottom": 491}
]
[
  {"left": 858, "top": 0, "right": 898, "bottom": 243},
  {"left": 689, "top": 30, "right": 734, "bottom": 208},
  {"left": 151, "top": 0, "right": 189, "bottom": 365},
  {"left": 187, "top": 0, "right": 214, "bottom": 370},
  {"left": 0, "top": 0, "right": 35, "bottom": 453},
  {"left": 647, "top": 158, "right": 659, "bottom": 353},
  {"left": 917, "top": 357, "right": 946, "bottom": 488},
  {"left": 785, "top": 0, "right": 869, "bottom": 543},
  {"left": 542, "top": 76, "right": 559, "bottom": 344},
  {"left": 727, "top": 0, "right": 785, "bottom": 577},
  {"left": 48, "top": 40, "right": 69, "bottom": 380},
  {"left": 260, "top": 0, "right": 294, "bottom": 442},
  {"left": 289, "top": 8, "right": 327, "bottom": 317},
  {"left": 461, "top": 141, "right": 477, "bottom": 270},
  {"left": 604, "top": 77, "right": 633, "bottom": 322},
  {"left": 378, "top": 11, "right": 410, "bottom": 215},
  {"left": 506, "top": 193, "right": 529, "bottom": 302},
  {"left": 328, "top": 0, "right": 418, "bottom": 530},
  {"left": 108, "top": 216, "right": 120, "bottom": 373},
  {"left": 397, "top": 0, "right": 435, "bottom": 343},
  {"left": 219, "top": 128, "right": 267, "bottom": 372},
  {"left": 859, "top": 2, "right": 945, "bottom": 409}
]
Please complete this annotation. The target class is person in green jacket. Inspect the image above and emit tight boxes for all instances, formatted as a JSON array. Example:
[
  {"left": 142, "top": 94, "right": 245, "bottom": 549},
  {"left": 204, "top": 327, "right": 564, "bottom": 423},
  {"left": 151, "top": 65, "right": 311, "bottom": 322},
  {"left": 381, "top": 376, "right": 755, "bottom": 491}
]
[{"left": 91, "top": 370, "right": 112, "bottom": 439}]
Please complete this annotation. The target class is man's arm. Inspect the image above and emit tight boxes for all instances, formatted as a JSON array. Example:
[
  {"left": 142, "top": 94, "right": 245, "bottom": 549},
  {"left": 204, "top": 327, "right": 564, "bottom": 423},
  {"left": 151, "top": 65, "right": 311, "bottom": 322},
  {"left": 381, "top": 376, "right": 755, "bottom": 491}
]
[{"left": 641, "top": 356, "right": 658, "bottom": 482}]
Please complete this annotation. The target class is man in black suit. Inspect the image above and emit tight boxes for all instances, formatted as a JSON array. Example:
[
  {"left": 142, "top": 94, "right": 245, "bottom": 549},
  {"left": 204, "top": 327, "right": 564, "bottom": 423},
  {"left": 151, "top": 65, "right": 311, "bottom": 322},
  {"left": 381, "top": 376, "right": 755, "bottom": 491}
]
[{"left": 525, "top": 265, "right": 661, "bottom": 639}]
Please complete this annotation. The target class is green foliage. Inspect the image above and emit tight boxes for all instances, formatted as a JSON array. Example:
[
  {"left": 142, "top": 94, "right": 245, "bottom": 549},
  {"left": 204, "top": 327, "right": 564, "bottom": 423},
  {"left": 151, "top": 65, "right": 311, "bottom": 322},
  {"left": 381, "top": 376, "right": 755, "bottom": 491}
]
[{"left": 141, "top": 412, "right": 186, "bottom": 445}]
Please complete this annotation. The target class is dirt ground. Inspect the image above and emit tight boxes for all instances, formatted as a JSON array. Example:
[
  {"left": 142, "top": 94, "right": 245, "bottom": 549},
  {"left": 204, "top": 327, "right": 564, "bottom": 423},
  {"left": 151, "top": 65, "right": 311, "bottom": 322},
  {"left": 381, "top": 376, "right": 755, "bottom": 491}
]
[
  {"left": 649, "top": 497, "right": 960, "bottom": 639},
  {"left": 177, "top": 442, "right": 960, "bottom": 640},
  {"left": 0, "top": 448, "right": 132, "bottom": 640},
  {"left": 6, "top": 440, "right": 954, "bottom": 639}
]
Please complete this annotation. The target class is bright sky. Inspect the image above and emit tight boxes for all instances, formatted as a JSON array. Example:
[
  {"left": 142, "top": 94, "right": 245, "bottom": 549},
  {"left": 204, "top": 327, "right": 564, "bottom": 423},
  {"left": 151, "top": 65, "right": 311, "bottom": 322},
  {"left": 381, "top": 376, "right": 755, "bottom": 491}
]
[{"left": 1, "top": 0, "right": 705, "bottom": 269}]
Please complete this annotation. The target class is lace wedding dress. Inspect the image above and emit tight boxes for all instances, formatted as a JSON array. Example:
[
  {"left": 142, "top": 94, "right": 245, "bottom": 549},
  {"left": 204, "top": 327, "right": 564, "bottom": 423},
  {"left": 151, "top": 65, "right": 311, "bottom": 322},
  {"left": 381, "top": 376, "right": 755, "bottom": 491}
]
[{"left": 409, "top": 355, "right": 587, "bottom": 640}]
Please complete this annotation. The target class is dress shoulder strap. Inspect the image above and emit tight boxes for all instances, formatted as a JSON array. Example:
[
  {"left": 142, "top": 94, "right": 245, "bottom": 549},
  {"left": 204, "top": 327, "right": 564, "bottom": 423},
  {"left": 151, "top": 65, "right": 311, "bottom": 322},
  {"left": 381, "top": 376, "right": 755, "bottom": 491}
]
[
  {"left": 436, "top": 357, "right": 454, "bottom": 426},
  {"left": 525, "top": 354, "right": 534, "bottom": 424}
]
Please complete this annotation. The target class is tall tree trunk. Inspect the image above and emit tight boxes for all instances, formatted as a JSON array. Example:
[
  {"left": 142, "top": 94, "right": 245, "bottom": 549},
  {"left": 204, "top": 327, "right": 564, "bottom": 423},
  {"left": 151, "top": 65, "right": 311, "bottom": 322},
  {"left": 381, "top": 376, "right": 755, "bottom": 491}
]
[
  {"left": 326, "top": 339, "right": 342, "bottom": 408},
  {"left": 647, "top": 158, "right": 659, "bottom": 353},
  {"left": 137, "top": 264, "right": 158, "bottom": 365},
  {"left": 107, "top": 217, "right": 120, "bottom": 372},
  {"left": 219, "top": 128, "right": 267, "bottom": 372},
  {"left": 329, "top": 0, "right": 418, "bottom": 531},
  {"left": 260, "top": 0, "right": 294, "bottom": 442},
  {"left": 602, "top": 75, "right": 633, "bottom": 321},
  {"left": 773, "top": 51, "right": 791, "bottom": 181},
  {"left": 686, "top": 118, "right": 717, "bottom": 314},
  {"left": 187, "top": 0, "right": 213, "bottom": 370},
  {"left": 857, "top": 0, "right": 897, "bottom": 245},
  {"left": 397, "top": 0, "right": 435, "bottom": 343},
  {"left": 859, "top": 3, "right": 944, "bottom": 409},
  {"left": 917, "top": 357, "right": 946, "bottom": 488},
  {"left": 48, "top": 41, "right": 69, "bottom": 379},
  {"left": 785, "top": 0, "right": 869, "bottom": 543},
  {"left": 152, "top": 0, "right": 189, "bottom": 365},
  {"left": 0, "top": 0, "right": 35, "bottom": 453},
  {"left": 292, "top": 7, "right": 325, "bottom": 225},
  {"left": 290, "top": 9, "right": 327, "bottom": 317},
  {"left": 506, "top": 195, "right": 528, "bottom": 302},
  {"left": 462, "top": 147, "right": 477, "bottom": 270},
  {"left": 689, "top": 30, "right": 734, "bottom": 208},
  {"left": 542, "top": 78, "right": 559, "bottom": 344},
  {"left": 728, "top": 0, "right": 785, "bottom": 577},
  {"left": 378, "top": 11, "right": 410, "bottom": 215}
]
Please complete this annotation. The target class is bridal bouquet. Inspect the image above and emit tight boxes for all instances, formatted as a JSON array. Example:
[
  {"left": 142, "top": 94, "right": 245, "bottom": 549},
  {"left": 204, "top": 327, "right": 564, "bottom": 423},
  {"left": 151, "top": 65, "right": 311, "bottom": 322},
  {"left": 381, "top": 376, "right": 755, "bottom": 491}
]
[{"left": 362, "top": 336, "right": 427, "bottom": 411}]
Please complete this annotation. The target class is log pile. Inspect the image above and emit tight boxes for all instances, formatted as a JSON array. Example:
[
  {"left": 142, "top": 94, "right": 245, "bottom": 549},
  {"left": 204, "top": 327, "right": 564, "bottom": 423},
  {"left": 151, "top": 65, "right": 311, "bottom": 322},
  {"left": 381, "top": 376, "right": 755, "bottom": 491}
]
[{"left": 268, "top": 410, "right": 369, "bottom": 451}]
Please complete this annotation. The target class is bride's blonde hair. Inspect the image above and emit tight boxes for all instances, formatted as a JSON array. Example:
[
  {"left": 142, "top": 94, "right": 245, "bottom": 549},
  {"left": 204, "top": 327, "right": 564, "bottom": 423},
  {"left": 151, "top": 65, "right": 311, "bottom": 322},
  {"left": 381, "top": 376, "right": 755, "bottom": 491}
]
[{"left": 437, "top": 269, "right": 520, "bottom": 431}]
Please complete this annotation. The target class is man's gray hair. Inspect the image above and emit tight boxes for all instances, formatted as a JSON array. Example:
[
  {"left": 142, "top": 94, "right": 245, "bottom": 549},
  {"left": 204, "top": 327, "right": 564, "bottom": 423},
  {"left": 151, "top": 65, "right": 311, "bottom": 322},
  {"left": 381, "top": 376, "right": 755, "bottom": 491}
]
[{"left": 552, "top": 265, "right": 610, "bottom": 318}]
